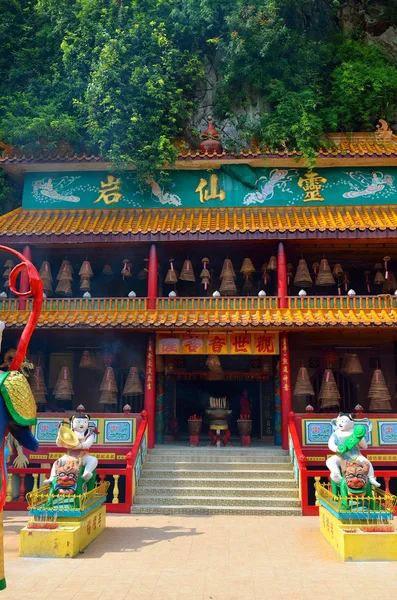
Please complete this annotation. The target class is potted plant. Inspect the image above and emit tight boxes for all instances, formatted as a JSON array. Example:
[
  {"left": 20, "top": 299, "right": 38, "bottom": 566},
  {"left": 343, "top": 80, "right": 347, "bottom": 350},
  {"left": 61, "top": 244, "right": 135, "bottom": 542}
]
[
  {"left": 237, "top": 413, "right": 252, "bottom": 436},
  {"left": 187, "top": 414, "right": 202, "bottom": 436}
]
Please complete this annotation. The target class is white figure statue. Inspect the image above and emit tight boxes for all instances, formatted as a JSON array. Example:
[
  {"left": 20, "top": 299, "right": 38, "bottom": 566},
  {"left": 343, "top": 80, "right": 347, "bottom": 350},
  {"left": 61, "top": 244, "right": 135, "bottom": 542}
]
[
  {"left": 44, "top": 413, "right": 98, "bottom": 485},
  {"left": 326, "top": 412, "right": 380, "bottom": 487}
]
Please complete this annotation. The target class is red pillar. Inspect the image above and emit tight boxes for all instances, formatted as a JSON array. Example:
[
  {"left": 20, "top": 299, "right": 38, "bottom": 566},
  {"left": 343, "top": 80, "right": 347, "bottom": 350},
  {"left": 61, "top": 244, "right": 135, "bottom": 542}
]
[
  {"left": 280, "top": 332, "right": 292, "bottom": 450},
  {"left": 277, "top": 242, "right": 288, "bottom": 309},
  {"left": 144, "top": 335, "right": 156, "bottom": 448},
  {"left": 147, "top": 244, "right": 158, "bottom": 310},
  {"left": 19, "top": 245, "right": 31, "bottom": 310}
]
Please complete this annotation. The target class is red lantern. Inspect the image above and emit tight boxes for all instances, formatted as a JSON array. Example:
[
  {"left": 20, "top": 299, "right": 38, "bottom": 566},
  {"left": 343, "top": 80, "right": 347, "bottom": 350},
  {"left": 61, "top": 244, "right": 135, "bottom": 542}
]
[{"left": 322, "top": 349, "right": 338, "bottom": 368}]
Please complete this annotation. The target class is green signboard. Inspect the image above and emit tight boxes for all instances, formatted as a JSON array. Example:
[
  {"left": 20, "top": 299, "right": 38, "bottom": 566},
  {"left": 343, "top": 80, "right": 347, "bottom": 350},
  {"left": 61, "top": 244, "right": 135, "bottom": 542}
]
[{"left": 22, "top": 166, "right": 397, "bottom": 210}]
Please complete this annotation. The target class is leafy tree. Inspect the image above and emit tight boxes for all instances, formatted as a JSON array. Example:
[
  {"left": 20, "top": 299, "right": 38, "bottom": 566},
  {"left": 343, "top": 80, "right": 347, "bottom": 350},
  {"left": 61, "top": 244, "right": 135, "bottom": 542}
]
[{"left": 0, "top": 0, "right": 396, "bottom": 181}]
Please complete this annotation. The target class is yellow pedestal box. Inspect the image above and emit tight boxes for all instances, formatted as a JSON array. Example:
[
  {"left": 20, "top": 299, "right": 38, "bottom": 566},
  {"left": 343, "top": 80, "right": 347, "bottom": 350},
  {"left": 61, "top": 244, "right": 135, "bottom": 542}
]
[
  {"left": 319, "top": 505, "right": 397, "bottom": 562},
  {"left": 20, "top": 505, "right": 106, "bottom": 558}
]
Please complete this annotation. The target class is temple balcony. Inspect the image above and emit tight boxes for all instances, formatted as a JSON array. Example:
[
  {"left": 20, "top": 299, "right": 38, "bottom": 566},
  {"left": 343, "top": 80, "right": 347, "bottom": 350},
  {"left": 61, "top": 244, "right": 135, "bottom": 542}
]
[{"left": 1, "top": 294, "right": 397, "bottom": 329}]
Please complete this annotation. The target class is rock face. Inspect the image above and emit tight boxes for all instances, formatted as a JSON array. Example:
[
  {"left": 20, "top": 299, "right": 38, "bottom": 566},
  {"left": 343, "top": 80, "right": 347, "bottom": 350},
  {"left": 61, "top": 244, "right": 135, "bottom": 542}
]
[{"left": 340, "top": 1, "right": 396, "bottom": 43}]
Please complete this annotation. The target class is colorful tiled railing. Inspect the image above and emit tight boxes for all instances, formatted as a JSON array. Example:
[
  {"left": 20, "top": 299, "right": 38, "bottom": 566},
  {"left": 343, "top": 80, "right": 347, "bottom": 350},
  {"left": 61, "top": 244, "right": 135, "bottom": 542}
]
[
  {"left": 288, "top": 295, "right": 397, "bottom": 311},
  {"left": 156, "top": 296, "right": 278, "bottom": 310}
]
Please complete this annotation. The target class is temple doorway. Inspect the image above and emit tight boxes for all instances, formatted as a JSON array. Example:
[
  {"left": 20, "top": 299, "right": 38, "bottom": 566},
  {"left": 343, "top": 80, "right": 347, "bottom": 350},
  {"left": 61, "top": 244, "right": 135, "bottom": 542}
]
[{"left": 163, "top": 354, "right": 276, "bottom": 443}]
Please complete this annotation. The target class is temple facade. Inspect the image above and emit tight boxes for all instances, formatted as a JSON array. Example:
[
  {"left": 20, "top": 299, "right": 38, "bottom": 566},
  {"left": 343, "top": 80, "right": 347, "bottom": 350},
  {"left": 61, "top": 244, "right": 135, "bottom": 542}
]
[{"left": 1, "top": 120, "right": 397, "bottom": 460}]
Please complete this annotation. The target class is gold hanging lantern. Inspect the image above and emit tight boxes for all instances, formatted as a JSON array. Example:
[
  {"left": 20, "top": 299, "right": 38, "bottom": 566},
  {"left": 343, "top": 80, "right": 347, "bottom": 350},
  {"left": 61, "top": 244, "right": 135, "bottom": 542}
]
[
  {"left": 79, "top": 260, "right": 93, "bottom": 279},
  {"left": 29, "top": 366, "right": 47, "bottom": 404},
  {"left": 220, "top": 259, "right": 235, "bottom": 279},
  {"left": 164, "top": 259, "right": 178, "bottom": 284},
  {"left": 240, "top": 258, "right": 255, "bottom": 276},
  {"left": 318, "top": 368, "right": 340, "bottom": 410},
  {"left": 340, "top": 353, "right": 363, "bottom": 375},
  {"left": 332, "top": 263, "right": 343, "bottom": 278},
  {"left": 80, "top": 277, "right": 91, "bottom": 292},
  {"left": 180, "top": 259, "right": 195, "bottom": 282},
  {"left": 99, "top": 366, "right": 118, "bottom": 405},
  {"left": 39, "top": 260, "right": 53, "bottom": 295},
  {"left": 138, "top": 258, "right": 149, "bottom": 280},
  {"left": 293, "top": 366, "right": 314, "bottom": 396},
  {"left": 206, "top": 354, "right": 222, "bottom": 372},
  {"left": 79, "top": 350, "right": 97, "bottom": 370},
  {"left": 54, "top": 366, "right": 74, "bottom": 401},
  {"left": 103, "top": 263, "right": 113, "bottom": 275},
  {"left": 293, "top": 259, "right": 312, "bottom": 288},
  {"left": 122, "top": 366, "right": 143, "bottom": 396},
  {"left": 121, "top": 259, "right": 132, "bottom": 279},
  {"left": 267, "top": 256, "right": 277, "bottom": 271},
  {"left": 315, "top": 258, "right": 335, "bottom": 287},
  {"left": 55, "top": 279, "right": 72, "bottom": 296},
  {"left": 368, "top": 368, "right": 392, "bottom": 411},
  {"left": 220, "top": 272, "right": 237, "bottom": 295}
]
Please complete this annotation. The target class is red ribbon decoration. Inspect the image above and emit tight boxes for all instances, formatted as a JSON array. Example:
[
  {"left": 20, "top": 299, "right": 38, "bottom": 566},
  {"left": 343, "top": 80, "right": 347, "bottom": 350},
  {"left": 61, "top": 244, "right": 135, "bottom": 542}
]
[{"left": 0, "top": 246, "right": 43, "bottom": 371}]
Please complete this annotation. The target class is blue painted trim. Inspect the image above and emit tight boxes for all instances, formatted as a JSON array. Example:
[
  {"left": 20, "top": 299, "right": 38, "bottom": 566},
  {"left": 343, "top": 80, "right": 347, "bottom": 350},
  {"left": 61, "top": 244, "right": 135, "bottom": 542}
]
[
  {"left": 28, "top": 496, "right": 106, "bottom": 519},
  {"left": 317, "top": 499, "right": 393, "bottom": 521}
]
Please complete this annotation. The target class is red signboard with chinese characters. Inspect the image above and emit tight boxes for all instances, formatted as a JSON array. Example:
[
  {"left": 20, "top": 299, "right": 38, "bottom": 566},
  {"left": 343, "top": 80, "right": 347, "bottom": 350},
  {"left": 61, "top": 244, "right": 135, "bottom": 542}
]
[{"left": 156, "top": 333, "right": 279, "bottom": 355}]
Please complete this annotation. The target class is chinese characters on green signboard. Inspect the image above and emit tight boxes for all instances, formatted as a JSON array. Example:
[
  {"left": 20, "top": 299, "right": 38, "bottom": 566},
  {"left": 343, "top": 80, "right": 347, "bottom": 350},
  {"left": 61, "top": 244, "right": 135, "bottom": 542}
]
[{"left": 23, "top": 166, "right": 397, "bottom": 210}]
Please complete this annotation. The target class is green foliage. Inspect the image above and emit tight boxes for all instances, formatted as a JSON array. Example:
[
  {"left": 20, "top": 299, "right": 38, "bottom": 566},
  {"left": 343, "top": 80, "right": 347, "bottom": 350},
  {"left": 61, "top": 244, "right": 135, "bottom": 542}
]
[{"left": 0, "top": 0, "right": 397, "bottom": 178}]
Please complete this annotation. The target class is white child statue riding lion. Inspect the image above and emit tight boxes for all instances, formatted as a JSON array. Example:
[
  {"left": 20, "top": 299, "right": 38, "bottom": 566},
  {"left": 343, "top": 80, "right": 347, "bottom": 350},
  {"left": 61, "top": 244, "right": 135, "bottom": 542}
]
[{"left": 326, "top": 412, "right": 380, "bottom": 490}]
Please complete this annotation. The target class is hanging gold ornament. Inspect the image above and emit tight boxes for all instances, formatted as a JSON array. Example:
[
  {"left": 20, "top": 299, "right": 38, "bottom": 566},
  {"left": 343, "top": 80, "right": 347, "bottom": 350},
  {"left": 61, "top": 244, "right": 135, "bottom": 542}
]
[
  {"left": 293, "top": 366, "right": 315, "bottom": 396},
  {"left": 293, "top": 259, "right": 312, "bottom": 288},
  {"left": 318, "top": 368, "right": 340, "bottom": 410},
  {"left": 180, "top": 259, "right": 196, "bottom": 282},
  {"left": 368, "top": 368, "right": 392, "bottom": 411},
  {"left": 316, "top": 258, "right": 335, "bottom": 287},
  {"left": 164, "top": 258, "right": 178, "bottom": 284}
]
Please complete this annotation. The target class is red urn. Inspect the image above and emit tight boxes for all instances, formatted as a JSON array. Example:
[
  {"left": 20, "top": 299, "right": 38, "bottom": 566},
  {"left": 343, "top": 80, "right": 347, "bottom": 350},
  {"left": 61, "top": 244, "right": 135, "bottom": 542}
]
[{"left": 199, "top": 116, "right": 222, "bottom": 154}]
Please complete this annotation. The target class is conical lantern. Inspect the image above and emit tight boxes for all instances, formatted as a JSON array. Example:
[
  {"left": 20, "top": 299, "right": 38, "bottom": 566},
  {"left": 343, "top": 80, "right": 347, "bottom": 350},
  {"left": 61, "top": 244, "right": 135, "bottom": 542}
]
[
  {"left": 332, "top": 263, "right": 343, "bottom": 278},
  {"left": 79, "top": 350, "right": 97, "bottom": 370},
  {"left": 267, "top": 256, "right": 277, "bottom": 271},
  {"left": 103, "top": 263, "right": 113, "bottom": 275},
  {"left": 57, "top": 260, "right": 73, "bottom": 280},
  {"left": 315, "top": 258, "right": 335, "bottom": 287},
  {"left": 79, "top": 260, "right": 93, "bottom": 278},
  {"left": 293, "top": 366, "right": 314, "bottom": 396},
  {"left": 39, "top": 260, "right": 53, "bottom": 295},
  {"left": 220, "top": 272, "right": 237, "bottom": 295},
  {"left": 261, "top": 262, "right": 269, "bottom": 285},
  {"left": 200, "top": 257, "right": 211, "bottom": 290},
  {"left": 341, "top": 353, "right": 363, "bottom": 375},
  {"left": 374, "top": 269, "right": 385, "bottom": 285},
  {"left": 206, "top": 354, "right": 222, "bottom": 373},
  {"left": 312, "top": 261, "right": 320, "bottom": 276},
  {"left": 121, "top": 259, "right": 132, "bottom": 279},
  {"left": 138, "top": 258, "right": 149, "bottom": 280},
  {"left": 99, "top": 366, "right": 118, "bottom": 405},
  {"left": 54, "top": 366, "right": 74, "bottom": 401},
  {"left": 55, "top": 279, "right": 72, "bottom": 296},
  {"left": 4, "top": 260, "right": 14, "bottom": 269},
  {"left": 293, "top": 259, "right": 312, "bottom": 288},
  {"left": 318, "top": 368, "right": 340, "bottom": 409},
  {"left": 164, "top": 259, "right": 178, "bottom": 284},
  {"left": 122, "top": 366, "right": 143, "bottom": 396},
  {"left": 80, "top": 277, "right": 91, "bottom": 292},
  {"left": 240, "top": 258, "right": 255, "bottom": 277},
  {"left": 180, "top": 259, "right": 195, "bottom": 282},
  {"left": 220, "top": 259, "right": 235, "bottom": 279},
  {"left": 368, "top": 368, "right": 392, "bottom": 411},
  {"left": 29, "top": 366, "right": 47, "bottom": 404}
]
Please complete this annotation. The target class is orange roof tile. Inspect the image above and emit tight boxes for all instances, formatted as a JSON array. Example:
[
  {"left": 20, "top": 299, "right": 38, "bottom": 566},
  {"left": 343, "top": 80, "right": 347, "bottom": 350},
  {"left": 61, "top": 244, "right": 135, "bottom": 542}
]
[
  {"left": 1, "top": 307, "right": 396, "bottom": 329},
  {"left": 1, "top": 131, "right": 397, "bottom": 164},
  {"left": 0, "top": 205, "right": 396, "bottom": 238}
]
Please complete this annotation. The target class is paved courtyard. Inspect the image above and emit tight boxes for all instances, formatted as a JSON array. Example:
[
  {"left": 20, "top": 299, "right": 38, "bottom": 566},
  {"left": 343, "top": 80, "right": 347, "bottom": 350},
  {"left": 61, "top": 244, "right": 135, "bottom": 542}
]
[{"left": 2, "top": 512, "right": 397, "bottom": 600}]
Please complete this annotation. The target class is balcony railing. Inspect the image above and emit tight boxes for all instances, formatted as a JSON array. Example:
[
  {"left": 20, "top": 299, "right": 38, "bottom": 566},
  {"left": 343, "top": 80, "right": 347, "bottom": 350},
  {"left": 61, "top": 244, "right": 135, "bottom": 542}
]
[
  {"left": 288, "top": 295, "right": 397, "bottom": 311},
  {"left": 156, "top": 296, "right": 279, "bottom": 311}
]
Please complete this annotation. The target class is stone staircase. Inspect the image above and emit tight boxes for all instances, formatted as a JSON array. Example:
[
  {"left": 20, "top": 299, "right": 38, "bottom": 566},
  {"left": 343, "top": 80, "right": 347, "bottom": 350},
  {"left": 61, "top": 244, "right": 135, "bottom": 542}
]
[{"left": 131, "top": 445, "right": 302, "bottom": 516}]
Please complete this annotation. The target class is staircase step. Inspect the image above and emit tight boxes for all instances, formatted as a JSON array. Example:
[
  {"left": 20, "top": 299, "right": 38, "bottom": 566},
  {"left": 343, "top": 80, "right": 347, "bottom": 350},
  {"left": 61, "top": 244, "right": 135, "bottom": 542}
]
[
  {"left": 131, "top": 504, "right": 302, "bottom": 516},
  {"left": 146, "top": 455, "right": 290, "bottom": 464},
  {"left": 136, "top": 486, "right": 299, "bottom": 498},
  {"left": 134, "top": 495, "right": 301, "bottom": 508},
  {"left": 139, "top": 477, "right": 296, "bottom": 488},
  {"left": 141, "top": 469, "right": 294, "bottom": 479},
  {"left": 143, "top": 462, "right": 292, "bottom": 470},
  {"left": 148, "top": 449, "right": 288, "bottom": 457}
]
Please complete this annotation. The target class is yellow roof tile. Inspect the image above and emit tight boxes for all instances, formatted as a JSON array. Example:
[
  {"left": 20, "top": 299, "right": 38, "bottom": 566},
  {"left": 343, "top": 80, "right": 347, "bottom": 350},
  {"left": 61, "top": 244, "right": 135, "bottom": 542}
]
[{"left": 1, "top": 205, "right": 397, "bottom": 237}]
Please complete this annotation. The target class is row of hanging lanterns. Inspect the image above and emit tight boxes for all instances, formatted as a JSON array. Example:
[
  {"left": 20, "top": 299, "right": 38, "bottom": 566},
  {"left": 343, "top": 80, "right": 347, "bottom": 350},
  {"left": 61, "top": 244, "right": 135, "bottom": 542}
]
[
  {"left": 293, "top": 354, "right": 391, "bottom": 411},
  {"left": 293, "top": 255, "right": 395, "bottom": 293},
  {"left": 29, "top": 350, "right": 167, "bottom": 407},
  {"left": 165, "top": 255, "right": 278, "bottom": 295}
]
